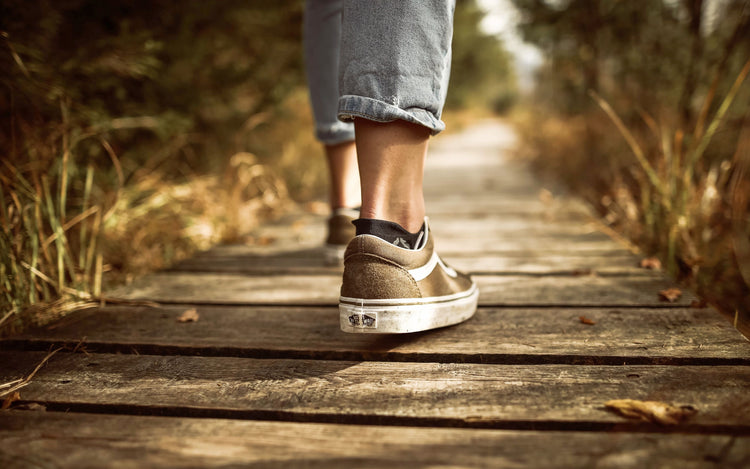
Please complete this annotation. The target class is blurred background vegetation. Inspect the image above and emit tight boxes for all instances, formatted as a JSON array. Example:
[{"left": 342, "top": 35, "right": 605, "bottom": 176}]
[
  {"left": 0, "top": 0, "right": 514, "bottom": 333},
  {"left": 510, "top": 0, "right": 750, "bottom": 332},
  {"left": 2, "top": 0, "right": 747, "bottom": 335}
]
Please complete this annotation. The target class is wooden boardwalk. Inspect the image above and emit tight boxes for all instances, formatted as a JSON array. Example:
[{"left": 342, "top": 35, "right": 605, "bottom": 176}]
[{"left": 2, "top": 120, "right": 749, "bottom": 468}]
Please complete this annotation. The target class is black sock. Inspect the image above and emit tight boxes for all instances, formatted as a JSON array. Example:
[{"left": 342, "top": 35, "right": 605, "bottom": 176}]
[{"left": 353, "top": 218, "right": 425, "bottom": 249}]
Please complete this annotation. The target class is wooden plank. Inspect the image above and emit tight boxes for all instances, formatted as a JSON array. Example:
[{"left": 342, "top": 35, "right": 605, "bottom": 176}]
[
  {"left": 216, "top": 227, "right": 629, "bottom": 257},
  {"left": 173, "top": 248, "right": 647, "bottom": 276},
  {"left": 258, "top": 211, "right": 601, "bottom": 235},
  {"left": 433, "top": 232, "right": 627, "bottom": 253},
  {"left": 107, "top": 272, "right": 698, "bottom": 307},
  {"left": 240, "top": 214, "right": 627, "bottom": 252},
  {"left": 2, "top": 352, "right": 749, "bottom": 429},
  {"left": 1, "top": 411, "right": 747, "bottom": 468},
  {"left": 178, "top": 209, "right": 642, "bottom": 274},
  {"left": 428, "top": 216, "right": 607, "bottom": 236},
  {"left": 194, "top": 217, "right": 626, "bottom": 252},
  {"left": 435, "top": 253, "right": 645, "bottom": 275},
  {"left": 7, "top": 305, "right": 749, "bottom": 363},
  {"left": 427, "top": 197, "right": 590, "bottom": 218}
]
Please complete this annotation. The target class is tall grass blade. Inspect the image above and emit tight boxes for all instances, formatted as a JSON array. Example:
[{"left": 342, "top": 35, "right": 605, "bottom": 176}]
[
  {"left": 84, "top": 210, "right": 101, "bottom": 289},
  {"left": 589, "top": 90, "right": 669, "bottom": 206},
  {"left": 79, "top": 164, "right": 94, "bottom": 269},
  {"left": 24, "top": 202, "right": 40, "bottom": 304},
  {"left": 689, "top": 58, "right": 750, "bottom": 169},
  {"left": 99, "top": 138, "right": 124, "bottom": 223},
  {"left": 40, "top": 175, "right": 65, "bottom": 294},
  {"left": 60, "top": 100, "right": 70, "bottom": 225}
]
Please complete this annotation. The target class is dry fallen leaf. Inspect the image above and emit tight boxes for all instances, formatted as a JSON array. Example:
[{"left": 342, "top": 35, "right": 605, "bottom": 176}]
[
  {"left": 1, "top": 391, "right": 21, "bottom": 410},
  {"left": 539, "top": 188, "right": 554, "bottom": 205},
  {"left": 570, "top": 268, "right": 593, "bottom": 276},
  {"left": 177, "top": 308, "right": 199, "bottom": 323},
  {"left": 579, "top": 316, "right": 596, "bottom": 325},
  {"left": 659, "top": 288, "right": 682, "bottom": 302},
  {"left": 255, "top": 236, "right": 276, "bottom": 246},
  {"left": 640, "top": 257, "right": 662, "bottom": 270},
  {"left": 605, "top": 399, "right": 697, "bottom": 425}
]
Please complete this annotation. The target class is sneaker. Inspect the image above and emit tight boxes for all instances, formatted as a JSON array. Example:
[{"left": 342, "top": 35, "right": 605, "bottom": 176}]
[
  {"left": 324, "top": 208, "right": 358, "bottom": 265},
  {"left": 339, "top": 218, "right": 478, "bottom": 333}
]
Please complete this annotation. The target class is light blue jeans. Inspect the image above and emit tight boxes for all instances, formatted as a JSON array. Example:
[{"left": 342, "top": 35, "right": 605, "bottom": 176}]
[{"left": 304, "top": 0, "right": 455, "bottom": 144}]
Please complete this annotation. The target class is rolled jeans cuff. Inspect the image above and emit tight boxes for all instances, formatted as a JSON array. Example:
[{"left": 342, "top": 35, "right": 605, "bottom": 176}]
[
  {"left": 338, "top": 96, "right": 446, "bottom": 135},
  {"left": 315, "top": 121, "right": 355, "bottom": 145}
]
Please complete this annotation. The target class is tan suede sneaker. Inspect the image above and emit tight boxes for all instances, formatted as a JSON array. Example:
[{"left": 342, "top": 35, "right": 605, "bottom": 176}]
[
  {"left": 324, "top": 208, "right": 358, "bottom": 265},
  {"left": 339, "top": 219, "right": 478, "bottom": 333}
]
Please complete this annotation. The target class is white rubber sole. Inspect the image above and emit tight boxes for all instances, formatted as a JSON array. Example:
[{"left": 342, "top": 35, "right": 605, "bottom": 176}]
[{"left": 339, "top": 284, "right": 479, "bottom": 334}]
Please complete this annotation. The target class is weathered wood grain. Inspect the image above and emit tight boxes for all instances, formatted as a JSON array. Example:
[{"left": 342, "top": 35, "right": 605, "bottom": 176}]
[
  {"left": 2, "top": 352, "right": 749, "bottom": 429},
  {"left": 176, "top": 211, "right": 643, "bottom": 275},
  {"left": 171, "top": 251, "right": 646, "bottom": 276},
  {"left": 226, "top": 216, "right": 630, "bottom": 255},
  {"left": 5, "top": 120, "right": 745, "bottom": 468},
  {"left": 1, "top": 411, "right": 747, "bottom": 469},
  {"left": 108, "top": 272, "right": 697, "bottom": 306},
  {"left": 6, "top": 305, "right": 748, "bottom": 363}
]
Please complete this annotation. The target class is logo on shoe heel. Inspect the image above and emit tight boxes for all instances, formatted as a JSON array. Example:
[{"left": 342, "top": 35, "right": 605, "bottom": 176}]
[{"left": 347, "top": 312, "right": 377, "bottom": 329}]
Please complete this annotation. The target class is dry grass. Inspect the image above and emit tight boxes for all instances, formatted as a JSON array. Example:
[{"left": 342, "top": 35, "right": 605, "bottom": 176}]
[
  {"left": 512, "top": 64, "right": 750, "bottom": 333},
  {"left": 0, "top": 346, "right": 61, "bottom": 401},
  {"left": 1, "top": 89, "right": 325, "bottom": 336}
]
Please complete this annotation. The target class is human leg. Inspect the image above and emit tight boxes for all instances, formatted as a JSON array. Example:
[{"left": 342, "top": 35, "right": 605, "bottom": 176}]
[
  {"left": 354, "top": 119, "right": 428, "bottom": 233},
  {"left": 304, "top": 0, "right": 360, "bottom": 210},
  {"left": 303, "top": 0, "right": 360, "bottom": 262},
  {"left": 338, "top": 0, "right": 453, "bottom": 233},
  {"left": 337, "top": 0, "right": 477, "bottom": 333},
  {"left": 303, "top": 0, "right": 354, "bottom": 148},
  {"left": 325, "top": 141, "right": 360, "bottom": 210}
]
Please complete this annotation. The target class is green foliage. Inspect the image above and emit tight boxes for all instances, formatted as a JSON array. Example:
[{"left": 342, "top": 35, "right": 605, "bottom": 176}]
[
  {"left": 448, "top": 0, "right": 518, "bottom": 112},
  {"left": 1, "top": 0, "right": 304, "bottom": 172},
  {"left": 0, "top": 0, "right": 514, "bottom": 333},
  {"left": 512, "top": 0, "right": 750, "bottom": 324},
  {"left": 0, "top": 0, "right": 305, "bottom": 332}
]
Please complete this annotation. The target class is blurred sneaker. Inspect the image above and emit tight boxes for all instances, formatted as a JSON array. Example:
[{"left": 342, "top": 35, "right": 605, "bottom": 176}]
[
  {"left": 339, "top": 218, "right": 478, "bottom": 333},
  {"left": 324, "top": 207, "right": 358, "bottom": 265}
]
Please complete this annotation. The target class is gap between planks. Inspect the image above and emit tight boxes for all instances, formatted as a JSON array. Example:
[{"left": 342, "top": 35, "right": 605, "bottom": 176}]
[{"left": 6, "top": 404, "right": 750, "bottom": 435}]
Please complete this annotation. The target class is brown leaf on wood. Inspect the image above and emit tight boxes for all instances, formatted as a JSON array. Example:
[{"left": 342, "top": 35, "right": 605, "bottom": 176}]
[
  {"left": 1, "top": 391, "right": 20, "bottom": 410},
  {"left": 570, "top": 268, "right": 593, "bottom": 276},
  {"left": 177, "top": 308, "right": 199, "bottom": 323},
  {"left": 640, "top": 257, "right": 662, "bottom": 270},
  {"left": 605, "top": 399, "right": 697, "bottom": 425},
  {"left": 579, "top": 316, "right": 596, "bottom": 325},
  {"left": 539, "top": 188, "right": 554, "bottom": 205},
  {"left": 255, "top": 236, "right": 276, "bottom": 246},
  {"left": 658, "top": 288, "right": 682, "bottom": 302}
]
